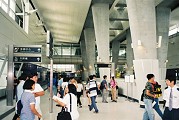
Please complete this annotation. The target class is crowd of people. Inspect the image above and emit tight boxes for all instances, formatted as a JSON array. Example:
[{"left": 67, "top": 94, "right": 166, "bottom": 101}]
[
  {"left": 11, "top": 72, "right": 179, "bottom": 120},
  {"left": 12, "top": 73, "right": 119, "bottom": 120}
]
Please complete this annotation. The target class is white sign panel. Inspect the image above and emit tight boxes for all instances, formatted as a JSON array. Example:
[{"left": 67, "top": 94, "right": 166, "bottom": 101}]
[
  {"left": 125, "top": 75, "right": 130, "bottom": 82},
  {"left": 130, "top": 75, "right": 135, "bottom": 83}
]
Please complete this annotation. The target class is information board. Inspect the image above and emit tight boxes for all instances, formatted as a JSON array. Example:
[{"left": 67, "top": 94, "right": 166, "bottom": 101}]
[
  {"left": 13, "top": 45, "right": 42, "bottom": 63},
  {"left": 14, "top": 47, "right": 41, "bottom": 53},
  {"left": 13, "top": 56, "right": 41, "bottom": 62}
]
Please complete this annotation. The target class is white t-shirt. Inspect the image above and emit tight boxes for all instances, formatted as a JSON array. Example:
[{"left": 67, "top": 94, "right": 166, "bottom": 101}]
[
  {"left": 32, "top": 83, "right": 44, "bottom": 105},
  {"left": 62, "top": 82, "right": 68, "bottom": 90},
  {"left": 77, "top": 83, "right": 83, "bottom": 92},
  {"left": 62, "top": 93, "right": 79, "bottom": 120},
  {"left": 17, "top": 80, "right": 25, "bottom": 101}
]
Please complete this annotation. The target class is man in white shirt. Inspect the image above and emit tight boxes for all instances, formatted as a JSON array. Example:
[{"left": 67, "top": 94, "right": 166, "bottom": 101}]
[
  {"left": 163, "top": 75, "right": 179, "bottom": 120},
  {"left": 58, "top": 75, "right": 64, "bottom": 97},
  {"left": 30, "top": 73, "right": 45, "bottom": 120}
]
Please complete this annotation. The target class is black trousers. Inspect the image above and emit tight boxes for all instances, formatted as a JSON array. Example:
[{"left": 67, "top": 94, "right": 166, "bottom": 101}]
[
  {"left": 163, "top": 107, "right": 179, "bottom": 120},
  {"left": 12, "top": 113, "right": 19, "bottom": 120},
  {"left": 77, "top": 92, "right": 82, "bottom": 106}
]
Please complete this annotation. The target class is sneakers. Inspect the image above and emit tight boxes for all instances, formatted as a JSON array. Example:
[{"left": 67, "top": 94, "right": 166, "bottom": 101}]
[
  {"left": 88, "top": 106, "right": 92, "bottom": 111},
  {"left": 102, "top": 101, "right": 108, "bottom": 103},
  {"left": 112, "top": 100, "right": 117, "bottom": 102},
  {"left": 79, "top": 105, "right": 82, "bottom": 108},
  {"left": 94, "top": 111, "right": 99, "bottom": 113}
]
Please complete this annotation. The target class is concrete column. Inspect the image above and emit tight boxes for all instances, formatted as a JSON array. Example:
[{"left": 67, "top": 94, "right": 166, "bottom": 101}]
[
  {"left": 92, "top": 3, "right": 110, "bottom": 80},
  {"left": 126, "top": 29, "right": 134, "bottom": 75},
  {"left": 126, "top": 0, "right": 159, "bottom": 101},
  {"left": 84, "top": 28, "right": 96, "bottom": 75},
  {"left": 80, "top": 39, "right": 88, "bottom": 81},
  {"left": 112, "top": 40, "right": 120, "bottom": 69},
  {"left": 156, "top": 7, "right": 171, "bottom": 80}
]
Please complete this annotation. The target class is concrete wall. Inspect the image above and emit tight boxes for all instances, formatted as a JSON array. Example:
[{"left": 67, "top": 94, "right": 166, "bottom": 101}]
[
  {"left": 0, "top": 8, "right": 38, "bottom": 87},
  {"left": 167, "top": 35, "right": 179, "bottom": 69},
  {"left": 0, "top": 8, "right": 33, "bottom": 55}
]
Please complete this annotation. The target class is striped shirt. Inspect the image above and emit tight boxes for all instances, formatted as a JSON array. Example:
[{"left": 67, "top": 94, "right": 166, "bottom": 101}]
[{"left": 87, "top": 80, "right": 98, "bottom": 97}]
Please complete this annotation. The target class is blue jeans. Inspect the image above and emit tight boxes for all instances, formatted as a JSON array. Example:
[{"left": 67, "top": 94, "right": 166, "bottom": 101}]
[
  {"left": 90, "top": 96, "right": 98, "bottom": 112},
  {"left": 153, "top": 98, "right": 163, "bottom": 118},
  {"left": 143, "top": 99, "right": 155, "bottom": 120}
]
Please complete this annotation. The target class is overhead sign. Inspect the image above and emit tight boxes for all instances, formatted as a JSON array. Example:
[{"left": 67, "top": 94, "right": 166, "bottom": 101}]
[
  {"left": 13, "top": 45, "right": 42, "bottom": 63},
  {"left": 95, "top": 64, "right": 111, "bottom": 68},
  {"left": 13, "top": 45, "right": 42, "bottom": 54},
  {"left": 14, "top": 47, "right": 41, "bottom": 53},
  {"left": 13, "top": 56, "right": 41, "bottom": 63}
]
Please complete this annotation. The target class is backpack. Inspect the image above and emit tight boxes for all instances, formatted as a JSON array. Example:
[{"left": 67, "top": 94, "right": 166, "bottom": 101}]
[
  {"left": 152, "top": 82, "right": 162, "bottom": 98},
  {"left": 100, "top": 80, "right": 105, "bottom": 90}
]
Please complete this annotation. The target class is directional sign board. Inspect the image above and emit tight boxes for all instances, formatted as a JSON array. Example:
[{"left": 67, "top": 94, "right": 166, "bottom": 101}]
[
  {"left": 13, "top": 45, "right": 42, "bottom": 63},
  {"left": 13, "top": 45, "right": 42, "bottom": 54},
  {"left": 13, "top": 56, "right": 41, "bottom": 62},
  {"left": 14, "top": 47, "right": 41, "bottom": 53}
]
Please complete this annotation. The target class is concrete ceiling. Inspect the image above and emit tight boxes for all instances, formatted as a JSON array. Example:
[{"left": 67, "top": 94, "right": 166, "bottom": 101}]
[
  {"left": 18, "top": 0, "right": 179, "bottom": 45},
  {"left": 32, "top": 0, "right": 91, "bottom": 44},
  {"left": 12, "top": 0, "right": 179, "bottom": 65}
]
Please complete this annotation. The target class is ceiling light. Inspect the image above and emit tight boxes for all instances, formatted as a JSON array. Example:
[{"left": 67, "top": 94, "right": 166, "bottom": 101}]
[{"left": 137, "top": 40, "right": 142, "bottom": 46}]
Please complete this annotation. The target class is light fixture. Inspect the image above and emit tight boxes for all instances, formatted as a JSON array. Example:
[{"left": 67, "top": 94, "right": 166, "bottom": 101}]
[
  {"left": 165, "top": 60, "right": 168, "bottom": 63},
  {"left": 131, "top": 43, "right": 133, "bottom": 48},
  {"left": 83, "top": 66, "right": 87, "bottom": 71},
  {"left": 89, "top": 65, "right": 92, "bottom": 70},
  {"left": 137, "top": 40, "right": 142, "bottom": 46},
  {"left": 157, "top": 36, "right": 162, "bottom": 48}
]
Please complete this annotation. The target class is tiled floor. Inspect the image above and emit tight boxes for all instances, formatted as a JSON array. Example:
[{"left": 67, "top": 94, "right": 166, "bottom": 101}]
[{"left": 4, "top": 91, "right": 162, "bottom": 120}]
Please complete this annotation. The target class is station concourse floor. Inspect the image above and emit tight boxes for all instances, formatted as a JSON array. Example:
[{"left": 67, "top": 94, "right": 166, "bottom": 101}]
[{"left": 4, "top": 91, "right": 162, "bottom": 120}]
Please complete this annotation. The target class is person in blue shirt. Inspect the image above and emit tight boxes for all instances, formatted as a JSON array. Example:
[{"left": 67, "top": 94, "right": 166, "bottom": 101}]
[{"left": 20, "top": 80, "right": 42, "bottom": 120}]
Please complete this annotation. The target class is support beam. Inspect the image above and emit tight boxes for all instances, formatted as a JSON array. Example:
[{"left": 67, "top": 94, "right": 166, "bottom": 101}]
[
  {"left": 7, "top": 45, "right": 14, "bottom": 106},
  {"left": 110, "top": 34, "right": 116, "bottom": 37},
  {"left": 115, "top": 3, "right": 127, "bottom": 7},
  {"left": 158, "top": 0, "right": 179, "bottom": 11},
  {"left": 16, "top": 63, "right": 23, "bottom": 78},
  {"left": 109, "top": 28, "right": 123, "bottom": 30},
  {"left": 0, "top": 57, "right": 7, "bottom": 78},
  {"left": 110, "top": 28, "right": 129, "bottom": 42},
  {"left": 110, "top": 18, "right": 129, "bottom": 21}
]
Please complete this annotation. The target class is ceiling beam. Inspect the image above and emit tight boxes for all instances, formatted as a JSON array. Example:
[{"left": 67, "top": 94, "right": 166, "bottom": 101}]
[
  {"left": 115, "top": 3, "right": 127, "bottom": 7},
  {"left": 110, "top": 34, "right": 116, "bottom": 37},
  {"left": 109, "top": 28, "right": 123, "bottom": 30},
  {"left": 110, "top": 18, "right": 129, "bottom": 21},
  {"left": 158, "top": 0, "right": 179, "bottom": 11},
  {"left": 110, "top": 27, "right": 129, "bottom": 43}
]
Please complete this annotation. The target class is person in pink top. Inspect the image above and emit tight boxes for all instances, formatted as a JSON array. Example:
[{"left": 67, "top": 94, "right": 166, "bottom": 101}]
[{"left": 110, "top": 76, "right": 117, "bottom": 102}]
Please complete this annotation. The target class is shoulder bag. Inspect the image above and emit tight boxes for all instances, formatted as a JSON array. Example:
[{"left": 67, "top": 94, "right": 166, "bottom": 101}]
[{"left": 57, "top": 94, "right": 72, "bottom": 120}]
